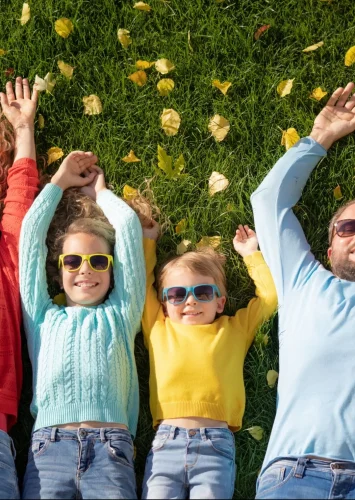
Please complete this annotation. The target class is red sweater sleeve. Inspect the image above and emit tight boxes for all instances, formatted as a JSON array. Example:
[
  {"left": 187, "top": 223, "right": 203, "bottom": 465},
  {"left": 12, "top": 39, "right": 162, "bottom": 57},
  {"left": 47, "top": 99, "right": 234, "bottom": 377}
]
[{"left": 0, "top": 157, "right": 38, "bottom": 428}]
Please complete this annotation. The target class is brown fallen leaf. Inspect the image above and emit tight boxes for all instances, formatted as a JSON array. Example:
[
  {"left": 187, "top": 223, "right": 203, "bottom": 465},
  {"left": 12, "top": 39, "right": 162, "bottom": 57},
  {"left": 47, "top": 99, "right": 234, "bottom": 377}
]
[
  {"left": 277, "top": 79, "right": 294, "bottom": 97},
  {"left": 118, "top": 29, "right": 131, "bottom": 49},
  {"left": 47, "top": 147, "right": 64, "bottom": 165},
  {"left": 161, "top": 108, "right": 181, "bottom": 136},
  {"left": 128, "top": 70, "right": 147, "bottom": 87},
  {"left": 55, "top": 18, "right": 74, "bottom": 38},
  {"left": 254, "top": 24, "right": 271, "bottom": 40},
  {"left": 302, "top": 41, "right": 324, "bottom": 52},
  {"left": 280, "top": 128, "right": 300, "bottom": 150},
  {"left": 208, "top": 115, "right": 230, "bottom": 142},
  {"left": 83, "top": 95, "right": 102, "bottom": 115},
  {"left": 212, "top": 80, "right": 232, "bottom": 96},
  {"left": 122, "top": 150, "right": 141, "bottom": 163},
  {"left": 157, "top": 78, "right": 175, "bottom": 96},
  {"left": 209, "top": 171, "right": 229, "bottom": 196},
  {"left": 5, "top": 68, "right": 14, "bottom": 76}
]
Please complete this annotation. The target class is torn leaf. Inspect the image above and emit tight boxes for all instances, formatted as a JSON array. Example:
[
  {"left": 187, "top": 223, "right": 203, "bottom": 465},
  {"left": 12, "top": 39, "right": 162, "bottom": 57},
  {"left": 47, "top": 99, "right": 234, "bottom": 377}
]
[
  {"left": 212, "top": 80, "right": 232, "bottom": 96},
  {"left": 277, "top": 79, "right": 294, "bottom": 97},
  {"left": 177, "top": 239, "right": 191, "bottom": 255},
  {"left": 122, "top": 150, "right": 141, "bottom": 163},
  {"left": 157, "top": 145, "right": 185, "bottom": 180},
  {"left": 280, "top": 128, "right": 300, "bottom": 150},
  {"left": 57, "top": 61, "right": 74, "bottom": 79},
  {"left": 208, "top": 114, "right": 230, "bottom": 142},
  {"left": 83, "top": 95, "right": 102, "bottom": 115},
  {"left": 118, "top": 29, "right": 132, "bottom": 48}
]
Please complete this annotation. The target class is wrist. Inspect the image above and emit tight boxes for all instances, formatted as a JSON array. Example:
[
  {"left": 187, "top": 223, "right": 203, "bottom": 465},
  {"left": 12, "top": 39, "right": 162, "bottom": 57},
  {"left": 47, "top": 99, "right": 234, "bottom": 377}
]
[
  {"left": 14, "top": 123, "right": 34, "bottom": 132},
  {"left": 309, "top": 128, "right": 334, "bottom": 150},
  {"left": 51, "top": 174, "right": 67, "bottom": 191}
]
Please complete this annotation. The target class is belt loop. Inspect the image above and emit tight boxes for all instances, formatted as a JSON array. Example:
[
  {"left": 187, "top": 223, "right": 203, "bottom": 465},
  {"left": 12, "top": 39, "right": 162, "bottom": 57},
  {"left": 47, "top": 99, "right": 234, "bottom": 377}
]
[
  {"left": 10, "top": 437, "right": 16, "bottom": 459},
  {"left": 100, "top": 428, "right": 106, "bottom": 443},
  {"left": 168, "top": 426, "right": 176, "bottom": 440},
  {"left": 50, "top": 427, "right": 57, "bottom": 443},
  {"left": 294, "top": 458, "right": 308, "bottom": 478},
  {"left": 200, "top": 428, "right": 207, "bottom": 441}
]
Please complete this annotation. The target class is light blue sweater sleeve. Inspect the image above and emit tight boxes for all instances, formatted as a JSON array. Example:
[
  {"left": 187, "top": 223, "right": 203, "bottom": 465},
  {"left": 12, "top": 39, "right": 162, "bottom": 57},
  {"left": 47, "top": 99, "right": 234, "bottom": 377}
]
[
  {"left": 19, "top": 183, "right": 63, "bottom": 332},
  {"left": 96, "top": 189, "right": 145, "bottom": 338},
  {"left": 251, "top": 137, "right": 327, "bottom": 303}
]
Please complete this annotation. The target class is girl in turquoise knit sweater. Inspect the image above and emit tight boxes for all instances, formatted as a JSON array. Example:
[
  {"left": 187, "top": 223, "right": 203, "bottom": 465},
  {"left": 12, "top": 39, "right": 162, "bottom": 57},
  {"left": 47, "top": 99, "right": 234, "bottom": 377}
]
[{"left": 19, "top": 152, "right": 146, "bottom": 499}]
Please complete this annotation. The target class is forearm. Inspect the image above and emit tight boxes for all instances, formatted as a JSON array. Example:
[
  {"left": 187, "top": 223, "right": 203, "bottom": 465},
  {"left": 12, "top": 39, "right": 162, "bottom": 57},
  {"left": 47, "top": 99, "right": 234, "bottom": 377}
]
[{"left": 13, "top": 125, "right": 35, "bottom": 162}]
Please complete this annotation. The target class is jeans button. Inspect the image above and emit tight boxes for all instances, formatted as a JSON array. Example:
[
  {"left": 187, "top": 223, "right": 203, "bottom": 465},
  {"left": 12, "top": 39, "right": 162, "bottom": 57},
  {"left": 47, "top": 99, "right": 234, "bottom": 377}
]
[
  {"left": 189, "top": 430, "right": 196, "bottom": 437},
  {"left": 79, "top": 429, "right": 86, "bottom": 438}
]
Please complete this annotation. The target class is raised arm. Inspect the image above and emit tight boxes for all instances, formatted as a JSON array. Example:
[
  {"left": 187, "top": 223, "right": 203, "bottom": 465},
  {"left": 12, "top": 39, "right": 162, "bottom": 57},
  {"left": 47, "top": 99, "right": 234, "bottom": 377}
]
[{"left": 251, "top": 83, "right": 355, "bottom": 304}]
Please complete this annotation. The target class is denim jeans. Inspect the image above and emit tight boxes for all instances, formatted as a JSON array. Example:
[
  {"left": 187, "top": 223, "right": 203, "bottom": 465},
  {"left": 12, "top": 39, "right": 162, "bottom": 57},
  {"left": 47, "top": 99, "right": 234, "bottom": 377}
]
[
  {"left": 142, "top": 425, "right": 236, "bottom": 499},
  {"left": 22, "top": 427, "right": 137, "bottom": 499},
  {"left": 0, "top": 430, "right": 19, "bottom": 499},
  {"left": 256, "top": 457, "right": 355, "bottom": 499}
]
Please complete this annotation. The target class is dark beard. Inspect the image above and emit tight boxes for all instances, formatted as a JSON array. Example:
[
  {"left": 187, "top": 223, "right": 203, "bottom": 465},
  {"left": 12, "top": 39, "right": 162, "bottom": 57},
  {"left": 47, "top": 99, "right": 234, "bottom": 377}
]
[{"left": 331, "top": 259, "right": 355, "bottom": 282}]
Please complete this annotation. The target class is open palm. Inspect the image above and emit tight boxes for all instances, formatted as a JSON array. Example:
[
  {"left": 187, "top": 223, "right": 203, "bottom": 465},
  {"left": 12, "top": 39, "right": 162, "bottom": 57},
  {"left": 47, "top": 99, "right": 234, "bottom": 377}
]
[{"left": 0, "top": 77, "right": 37, "bottom": 129}]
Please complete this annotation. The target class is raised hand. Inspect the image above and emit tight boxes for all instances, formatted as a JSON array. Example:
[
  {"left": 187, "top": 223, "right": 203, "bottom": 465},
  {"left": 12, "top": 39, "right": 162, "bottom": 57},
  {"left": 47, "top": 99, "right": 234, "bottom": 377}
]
[
  {"left": 310, "top": 82, "right": 355, "bottom": 150},
  {"left": 233, "top": 224, "right": 259, "bottom": 258},
  {"left": 142, "top": 219, "right": 161, "bottom": 241},
  {"left": 51, "top": 151, "right": 98, "bottom": 191},
  {"left": 80, "top": 165, "right": 107, "bottom": 201},
  {"left": 0, "top": 77, "right": 38, "bottom": 130}
]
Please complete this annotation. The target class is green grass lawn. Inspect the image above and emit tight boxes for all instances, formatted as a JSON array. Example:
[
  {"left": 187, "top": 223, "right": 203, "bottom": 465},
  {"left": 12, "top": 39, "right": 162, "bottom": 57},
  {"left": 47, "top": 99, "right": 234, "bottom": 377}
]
[{"left": 1, "top": 0, "right": 355, "bottom": 497}]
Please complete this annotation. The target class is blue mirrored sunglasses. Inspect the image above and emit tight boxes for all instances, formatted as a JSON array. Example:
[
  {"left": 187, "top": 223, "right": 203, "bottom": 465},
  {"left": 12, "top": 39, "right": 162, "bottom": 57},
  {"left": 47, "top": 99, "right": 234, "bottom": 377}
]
[{"left": 162, "top": 284, "right": 221, "bottom": 305}]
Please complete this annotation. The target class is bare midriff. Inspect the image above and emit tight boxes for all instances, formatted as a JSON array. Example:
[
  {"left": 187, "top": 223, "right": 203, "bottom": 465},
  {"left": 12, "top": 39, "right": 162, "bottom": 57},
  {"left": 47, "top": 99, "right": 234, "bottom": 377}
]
[
  {"left": 0, "top": 413, "right": 7, "bottom": 433},
  {"left": 161, "top": 417, "right": 228, "bottom": 429},
  {"left": 56, "top": 421, "right": 128, "bottom": 430}
]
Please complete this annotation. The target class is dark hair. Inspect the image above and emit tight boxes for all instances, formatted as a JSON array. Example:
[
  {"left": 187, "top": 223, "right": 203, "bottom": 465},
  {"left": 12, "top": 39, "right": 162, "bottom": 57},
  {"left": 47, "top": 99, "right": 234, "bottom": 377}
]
[{"left": 328, "top": 200, "right": 355, "bottom": 244}]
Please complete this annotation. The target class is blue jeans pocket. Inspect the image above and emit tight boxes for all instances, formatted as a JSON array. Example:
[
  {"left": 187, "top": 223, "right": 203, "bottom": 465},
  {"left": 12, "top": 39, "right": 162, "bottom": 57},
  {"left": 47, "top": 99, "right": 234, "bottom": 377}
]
[
  {"left": 207, "top": 434, "right": 235, "bottom": 461},
  {"left": 257, "top": 464, "right": 295, "bottom": 498},
  {"left": 28, "top": 438, "right": 51, "bottom": 462},
  {"left": 151, "top": 431, "right": 169, "bottom": 452},
  {"left": 107, "top": 438, "right": 134, "bottom": 468}
]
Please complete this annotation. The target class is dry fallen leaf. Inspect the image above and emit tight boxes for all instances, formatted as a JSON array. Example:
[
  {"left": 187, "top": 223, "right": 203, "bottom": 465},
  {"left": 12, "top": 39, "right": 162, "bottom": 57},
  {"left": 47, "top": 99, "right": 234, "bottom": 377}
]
[
  {"left": 117, "top": 29, "right": 132, "bottom": 48},
  {"left": 20, "top": 3, "right": 30, "bottom": 25},
  {"left": 281, "top": 128, "right": 300, "bottom": 150},
  {"left": 123, "top": 185, "right": 138, "bottom": 200},
  {"left": 136, "top": 60, "right": 155, "bottom": 69},
  {"left": 277, "top": 79, "right": 294, "bottom": 97},
  {"left": 161, "top": 108, "right": 181, "bottom": 136},
  {"left": 177, "top": 239, "right": 191, "bottom": 255},
  {"left": 157, "top": 78, "right": 175, "bottom": 96},
  {"left": 5, "top": 68, "right": 14, "bottom": 76},
  {"left": 47, "top": 147, "right": 64, "bottom": 166},
  {"left": 38, "top": 114, "right": 45, "bottom": 129},
  {"left": 157, "top": 145, "right": 185, "bottom": 179},
  {"left": 345, "top": 46, "right": 355, "bottom": 67},
  {"left": 334, "top": 185, "right": 343, "bottom": 200},
  {"left": 196, "top": 236, "right": 221, "bottom": 250},
  {"left": 128, "top": 70, "right": 147, "bottom": 87},
  {"left": 57, "top": 60, "right": 74, "bottom": 79},
  {"left": 208, "top": 114, "right": 230, "bottom": 142},
  {"left": 175, "top": 219, "right": 187, "bottom": 234},
  {"left": 0, "top": 49, "right": 7, "bottom": 56},
  {"left": 133, "top": 1, "right": 152, "bottom": 11},
  {"left": 212, "top": 79, "right": 232, "bottom": 96},
  {"left": 55, "top": 18, "right": 74, "bottom": 38},
  {"left": 34, "top": 73, "right": 56, "bottom": 94},
  {"left": 209, "top": 171, "right": 229, "bottom": 196},
  {"left": 309, "top": 87, "right": 327, "bottom": 101},
  {"left": 254, "top": 24, "right": 271, "bottom": 40},
  {"left": 122, "top": 150, "right": 141, "bottom": 163},
  {"left": 267, "top": 370, "right": 279, "bottom": 388},
  {"left": 83, "top": 95, "right": 102, "bottom": 115},
  {"left": 155, "top": 58, "right": 175, "bottom": 74},
  {"left": 246, "top": 426, "right": 264, "bottom": 441},
  {"left": 302, "top": 41, "right": 324, "bottom": 53}
]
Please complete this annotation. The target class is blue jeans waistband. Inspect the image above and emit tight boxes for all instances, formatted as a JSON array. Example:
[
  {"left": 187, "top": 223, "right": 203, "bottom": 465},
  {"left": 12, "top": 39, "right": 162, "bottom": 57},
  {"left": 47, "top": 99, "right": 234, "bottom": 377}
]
[
  {"left": 156, "top": 424, "right": 235, "bottom": 441},
  {"left": 32, "top": 426, "right": 132, "bottom": 443},
  {"left": 266, "top": 457, "right": 355, "bottom": 475}
]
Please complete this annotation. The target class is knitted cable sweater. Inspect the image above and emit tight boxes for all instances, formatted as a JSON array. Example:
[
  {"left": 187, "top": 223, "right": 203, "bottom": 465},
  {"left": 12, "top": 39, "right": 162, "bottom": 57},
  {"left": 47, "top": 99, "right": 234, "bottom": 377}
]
[
  {"left": 0, "top": 158, "right": 38, "bottom": 428},
  {"left": 19, "top": 184, "right": 145, "bottom": 435}
]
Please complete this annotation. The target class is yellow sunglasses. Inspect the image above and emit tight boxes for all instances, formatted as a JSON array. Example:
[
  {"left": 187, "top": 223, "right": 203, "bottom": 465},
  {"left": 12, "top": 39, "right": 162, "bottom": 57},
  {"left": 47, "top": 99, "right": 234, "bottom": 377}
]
[{"left": 58, "top": 253, "right": 113, "bottom": 272}]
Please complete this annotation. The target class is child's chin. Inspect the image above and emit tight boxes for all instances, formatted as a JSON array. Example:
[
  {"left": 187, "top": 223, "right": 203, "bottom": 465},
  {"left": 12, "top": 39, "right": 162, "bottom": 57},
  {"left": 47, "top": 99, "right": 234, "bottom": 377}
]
[{"left": 181, "top": 314, "right": 204, "bottom": 324}]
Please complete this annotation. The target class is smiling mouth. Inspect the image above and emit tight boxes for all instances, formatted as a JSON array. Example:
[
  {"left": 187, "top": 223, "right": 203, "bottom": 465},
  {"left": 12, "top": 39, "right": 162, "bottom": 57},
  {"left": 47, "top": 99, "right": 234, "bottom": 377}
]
[
  {"left": 75, "top": 282, "right": 99, "bottom": 288},
  {"left": 183, "top": 312, "right": 201, "bottom": 316}
]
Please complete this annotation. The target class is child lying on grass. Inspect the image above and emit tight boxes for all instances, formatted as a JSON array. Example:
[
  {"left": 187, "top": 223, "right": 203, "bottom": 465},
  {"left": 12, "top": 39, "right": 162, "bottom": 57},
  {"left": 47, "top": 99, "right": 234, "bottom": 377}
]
[{"left": 141, "top": 222, "right": 277, "bottom": 499}]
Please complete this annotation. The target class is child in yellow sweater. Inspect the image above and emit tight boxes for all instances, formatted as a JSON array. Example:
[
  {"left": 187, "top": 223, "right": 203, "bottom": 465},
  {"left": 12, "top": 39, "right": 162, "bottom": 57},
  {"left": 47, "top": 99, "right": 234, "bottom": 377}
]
[{"left": 141, "top": 222, "right": 277, "bottom": 499}]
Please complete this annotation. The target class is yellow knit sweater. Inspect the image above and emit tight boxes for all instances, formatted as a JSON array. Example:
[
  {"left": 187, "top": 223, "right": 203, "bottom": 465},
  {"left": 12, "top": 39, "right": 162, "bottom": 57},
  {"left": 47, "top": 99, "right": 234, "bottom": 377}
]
[{"left": 142, "top": 239, "right": 277, "bottom": 431}]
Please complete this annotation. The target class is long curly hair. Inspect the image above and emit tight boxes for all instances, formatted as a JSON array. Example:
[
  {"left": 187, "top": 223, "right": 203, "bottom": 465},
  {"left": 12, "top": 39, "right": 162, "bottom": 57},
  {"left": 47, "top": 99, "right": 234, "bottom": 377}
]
[{"left": 0, "top": 115, "right": 15, "bottom": 217}]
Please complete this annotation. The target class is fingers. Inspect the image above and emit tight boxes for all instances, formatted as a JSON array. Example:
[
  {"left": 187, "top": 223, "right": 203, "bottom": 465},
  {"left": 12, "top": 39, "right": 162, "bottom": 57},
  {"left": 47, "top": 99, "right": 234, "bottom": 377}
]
[
  {"left": 78, "top": 170, "right": 97, "bottom": 186},
  {"left": 336, "top": 82, "right": 355, "bottom": 107},
  {"left": 66, "top": 151, "right": 98, "bottom": 171},
  {"left": 31, "top": 83, "right": 38, "bottom": 104},
  {"left": 6, "top": 81, "right": 15, "bottom": 103},
  {"left": 344, "top": 92, "right": 355, "bottom": 111},
  {"left": 23, "top": 78, "right": 30, "bottom": 100},
  {"left": 15, "top": 76, "right": 23, "bottom": 100},
  {"left": 0, "top": 92, "right": 9, "bottom": 112}
]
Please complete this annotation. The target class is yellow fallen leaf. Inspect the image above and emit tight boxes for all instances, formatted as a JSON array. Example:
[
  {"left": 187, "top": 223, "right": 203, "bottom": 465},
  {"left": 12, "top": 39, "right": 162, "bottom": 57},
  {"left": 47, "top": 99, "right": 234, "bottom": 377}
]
[
  {"left": 157, "top": 145, "right": 185, "bottom": 179},
  {"left": 133, "top": 1, "right": 152, "bottom": 11},
  {"left": 122, "top": 150, "right": 141, "bottom": 163},
  {"left": 20, "top": 3, "right": 30, "bottom": 25},
  {"left": 177, "top": 239, "right": 191, "bottom": 255},
  {"left": 155, "top": 58, "right": 175, "bottom": 74},
  {"left": 281, "top": 128, "right": 300, "bottom": 150},
  {"left": 334, "top": 185, "right": 343, "bottom": 200},
  {"left": 55, "top": 18, "right": 74, "bottom": 38},
  {"left": 209, "top": 171, "right": 229, "bottom": 196},
  {"left": 309, "top": 87, "right": 327, "bottom": 101},
  {"left": 38, "top": 114, "right": 45, "bottom": 129},
  {"left": 118, "top": 29, "right": 131, "bottom": 49},
  {"left": 196, "top": 236, "right": 221, "bottom": 250},
  {"left": 277, "top": 79, "right": 294, "bottom": 98},
  {"left": 128, "top": 70, "right": 147, "bottom": 87},
  {"left": 302, "top": 41, "right": 324, "bottom": 52},
  {"left": 157, "top": 78, "right": 175, "bottom": 96},
  {"left": 246, "top": 426, "right": 264, "bottom": 441},
  {"left": 136, "top": 60, "right": 155, "bottom": 69},
  {"left": 34, "top": 73, "right": 56, "bottom": 94},
  {"left": 208, "top": 114, "right": 230, "bottom": 142},
  {"left": 123, "top": 185, "right": 138, "bottom": 200},
  {"left": 175, "top": 219, "right": 187, "bottom": 234},
  {"left": 161, "top": 108, "right": 181, "bottom": 136},
  {"left": 345, "top": 46, "right": 355, "bottom": 67},
  {"left": 0, "top": 49, "right": 7, "bottom": 56},
  {"left": 47, "top": 147, "right": 64, "bottom": 166},
  {"left": 267, "top": 370, "right": 279, "bottom": 388},
  {"left": 212, "top": 79, "right": 232, "bottom": 96},
  {"left": 57, "top": 60, "right": 74, "bottom": 79},
  {"left": 83, "top": 95, "right": 102, "bottom": 115}
]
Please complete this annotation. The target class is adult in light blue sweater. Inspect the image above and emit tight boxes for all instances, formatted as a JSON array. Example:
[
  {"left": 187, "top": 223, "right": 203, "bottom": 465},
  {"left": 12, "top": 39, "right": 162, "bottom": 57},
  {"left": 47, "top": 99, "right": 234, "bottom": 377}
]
[
  {"left": 19, "top": 152, "right": 145, "bottom": 499},
  {"left": 252, "top": 83, "right": 355, "bottom": 499}
]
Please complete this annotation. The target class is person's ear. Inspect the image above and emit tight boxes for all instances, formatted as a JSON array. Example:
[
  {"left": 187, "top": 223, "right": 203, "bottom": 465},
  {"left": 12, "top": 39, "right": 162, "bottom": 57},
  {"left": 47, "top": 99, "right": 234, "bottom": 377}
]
[
  {"left": 216, "top": 296, "right": 226, "bottom": 314},
  {"left": 327, "top": 247, "right": 332, "bottom": 263},
  {"left": 161, "top": 301, "right": 169, "bottom": 317}
]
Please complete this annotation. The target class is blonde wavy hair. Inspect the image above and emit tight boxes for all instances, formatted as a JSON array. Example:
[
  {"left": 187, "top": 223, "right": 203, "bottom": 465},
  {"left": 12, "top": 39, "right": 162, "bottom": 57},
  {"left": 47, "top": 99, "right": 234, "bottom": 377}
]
[{"left": 0, "top": 116, "right": 15, "bottom": 217}]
